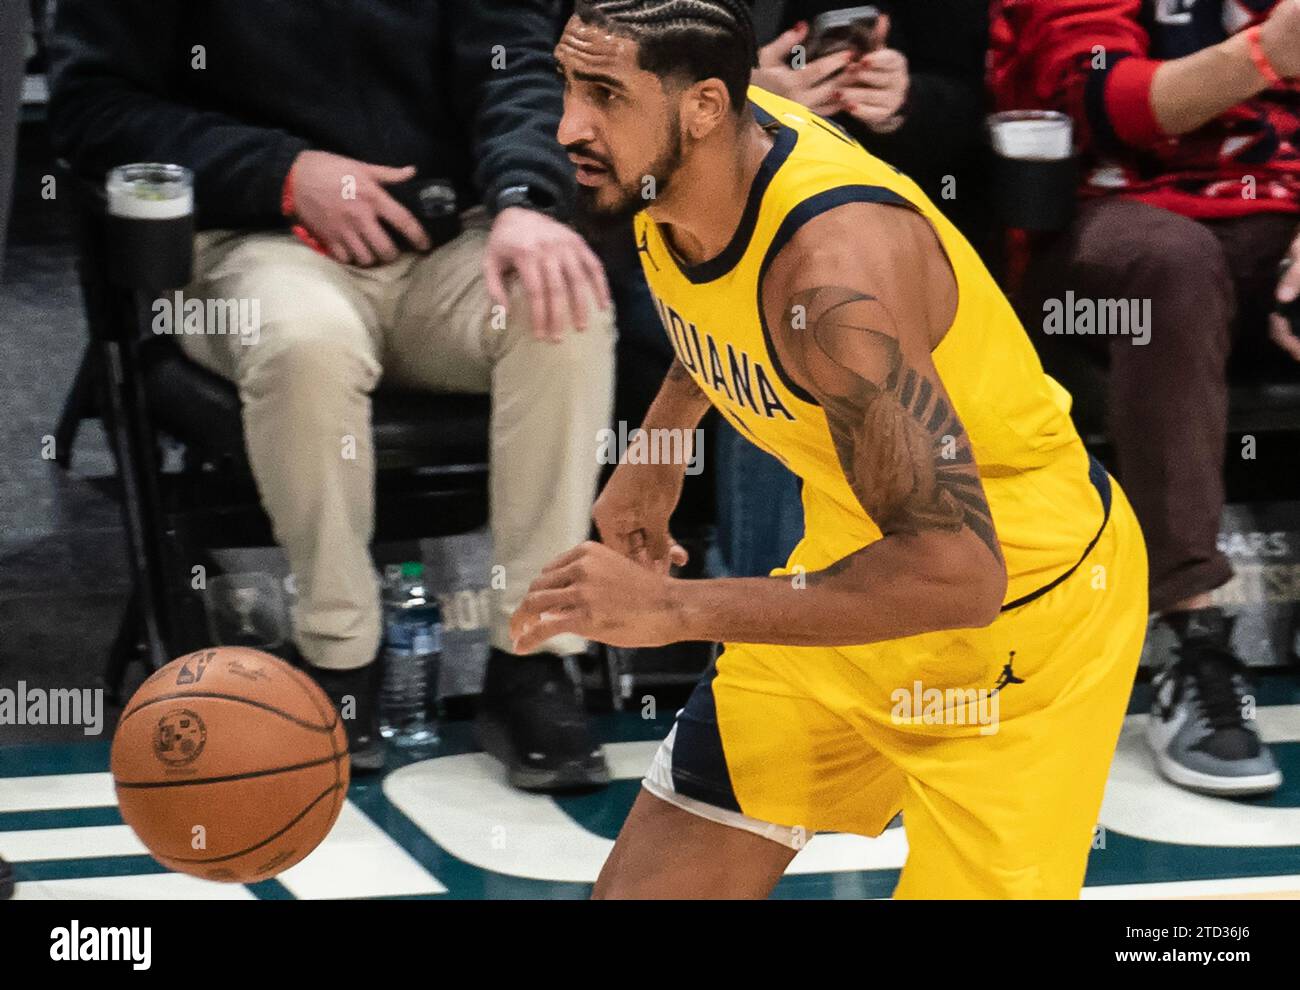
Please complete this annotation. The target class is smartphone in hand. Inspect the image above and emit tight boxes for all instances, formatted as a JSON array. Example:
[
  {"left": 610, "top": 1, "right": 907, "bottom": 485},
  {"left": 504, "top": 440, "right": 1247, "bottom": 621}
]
[{"left": 807, "top": 6, "right": 882, "bottom": 59}]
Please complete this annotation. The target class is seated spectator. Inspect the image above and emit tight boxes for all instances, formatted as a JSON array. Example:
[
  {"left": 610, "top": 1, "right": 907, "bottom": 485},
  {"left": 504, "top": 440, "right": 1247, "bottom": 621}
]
[
  {"left": 991, "top": 0, "right": 1300, "bottom": 796},
  {"left": 47, "top": 0, "right": 616, "bottom": 791}
]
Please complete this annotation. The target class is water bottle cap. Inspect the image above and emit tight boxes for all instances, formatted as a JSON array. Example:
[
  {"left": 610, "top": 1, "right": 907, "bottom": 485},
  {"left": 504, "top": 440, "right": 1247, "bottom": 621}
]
[{"left": 401, "top": 562, "right": 425, "bottom": 579}]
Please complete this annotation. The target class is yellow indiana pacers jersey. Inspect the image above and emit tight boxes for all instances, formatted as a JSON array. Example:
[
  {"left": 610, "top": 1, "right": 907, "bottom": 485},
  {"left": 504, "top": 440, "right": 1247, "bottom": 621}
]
[{"left": 634, "top": 86, "right": 1108, "bottom": 609}]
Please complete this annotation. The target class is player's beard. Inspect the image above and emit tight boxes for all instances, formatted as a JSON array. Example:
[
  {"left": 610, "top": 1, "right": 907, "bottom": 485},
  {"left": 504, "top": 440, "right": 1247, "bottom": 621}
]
[{"left": 572, "top": 113, "right": 684, "bottom": 242}]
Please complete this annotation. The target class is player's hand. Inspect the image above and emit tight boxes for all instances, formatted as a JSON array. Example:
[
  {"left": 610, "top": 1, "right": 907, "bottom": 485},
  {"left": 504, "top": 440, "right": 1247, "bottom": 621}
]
[
  {"left": 1260, "top": 0, "right": 1300, "bottom": 80},
  {"left": 752, "top": 21, "right": 856, "bottom": 117},
  {"left": 288, "top": 150, "right": 431, "bottom": 266},
  {"left": 593, "top": 459, "right": 690, "bottom": 573},
  {"left": 484, "top": 207, "right": 611, "bottom": 343},
  {"left": 1270, "top": 231, "right": 1300, "bottom": 361},
  {"left": 836, "top": 20, "right": 908, "bottom": 134},
  {"left": 510, "top": 541, "right": 683, "bottom": 652}
]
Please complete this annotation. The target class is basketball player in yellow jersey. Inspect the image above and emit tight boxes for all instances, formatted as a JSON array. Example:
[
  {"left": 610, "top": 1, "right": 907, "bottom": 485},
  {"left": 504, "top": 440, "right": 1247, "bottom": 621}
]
[{"left": 511, "top": 0, "right": 1149, "bottom": 899}]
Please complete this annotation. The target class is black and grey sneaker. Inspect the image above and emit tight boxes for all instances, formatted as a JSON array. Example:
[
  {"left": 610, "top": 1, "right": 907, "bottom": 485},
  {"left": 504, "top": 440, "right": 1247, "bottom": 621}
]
[
  {"left": 1146, "top": 608, "right": 1281, "bottom": 797},
  {"left": 307, "top": 660, "right": 385, "bottom": 773},
  {"left": 475, "top": 650, "right": 610, "bottom": 792}
]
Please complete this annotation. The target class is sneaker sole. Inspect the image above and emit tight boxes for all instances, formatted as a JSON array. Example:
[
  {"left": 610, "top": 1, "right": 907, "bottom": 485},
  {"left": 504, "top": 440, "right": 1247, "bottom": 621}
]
[
  {"left": 1153, "top": 749, "right": 1283, "bottom": 797},
  {"left": 507, "top": 758, "right": 611, "bottom": 792}
]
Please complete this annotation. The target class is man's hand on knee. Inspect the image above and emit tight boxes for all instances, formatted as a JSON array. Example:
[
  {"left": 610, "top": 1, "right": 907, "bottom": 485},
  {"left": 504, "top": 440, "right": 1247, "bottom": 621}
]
[{"left": 484, "top": 207, "right": 611, "bottom": 343}]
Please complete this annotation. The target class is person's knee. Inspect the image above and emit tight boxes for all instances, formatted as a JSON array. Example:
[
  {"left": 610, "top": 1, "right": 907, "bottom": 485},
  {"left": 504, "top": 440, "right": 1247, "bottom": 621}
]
[
  {"left": 240, "top": 321, "right": 381, "bottom": 401},
  {"left": 496, "top": 289, "right": 618, "bottom": 370},
  {"left": 1069, "top": 203, "right": 1231, "bottom": 303},
  {"left": 1126, "top": 212, "right": 1231, "bottom": 304},
  {"left": 1115, "top": 219, "right": 1233, "bottom": 364},
  {"left": 1058, "top": 208, "right": 1233, "bottom": 360}
]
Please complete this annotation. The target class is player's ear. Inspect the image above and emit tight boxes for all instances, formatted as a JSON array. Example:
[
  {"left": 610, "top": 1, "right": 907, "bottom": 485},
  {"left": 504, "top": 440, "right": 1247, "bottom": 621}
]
[{"left": 682, "top": 77, "right": 731, "bottom": 140}]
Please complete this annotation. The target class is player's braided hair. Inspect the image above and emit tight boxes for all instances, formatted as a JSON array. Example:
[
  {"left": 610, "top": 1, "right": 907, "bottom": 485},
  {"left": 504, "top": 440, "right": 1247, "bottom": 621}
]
[{"left": 573, "top": 0, "right": 758, "bottom": 115}]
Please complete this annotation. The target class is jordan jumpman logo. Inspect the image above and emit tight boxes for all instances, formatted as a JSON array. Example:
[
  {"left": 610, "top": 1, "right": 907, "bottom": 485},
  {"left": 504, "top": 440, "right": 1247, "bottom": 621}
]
[{"left": 993, "top": 651, "right": 1026, "bottom": 693}]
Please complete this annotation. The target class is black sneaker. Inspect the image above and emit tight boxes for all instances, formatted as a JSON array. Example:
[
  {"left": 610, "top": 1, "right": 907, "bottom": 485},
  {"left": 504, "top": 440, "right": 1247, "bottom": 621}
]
[
  {"left": 475, "top": 650, "right": 609, "bottom": 791},
  {"left": 307, "top": 661, "right": 385, "bottom": 773},
  {"left": 1146, "top": 608, "right": 1281, "bottom": 796}
]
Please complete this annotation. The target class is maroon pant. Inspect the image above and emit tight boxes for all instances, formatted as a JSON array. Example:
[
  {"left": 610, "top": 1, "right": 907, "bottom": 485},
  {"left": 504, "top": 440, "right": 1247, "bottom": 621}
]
[{"left": 1022, "top": 198, "right": 1298, "bottom": 614}]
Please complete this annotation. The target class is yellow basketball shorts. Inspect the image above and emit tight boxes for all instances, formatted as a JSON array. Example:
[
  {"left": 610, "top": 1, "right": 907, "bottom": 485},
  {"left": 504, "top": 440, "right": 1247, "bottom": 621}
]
[{"left": 643, "top": 473, "right": 1149, "bottom": 899}]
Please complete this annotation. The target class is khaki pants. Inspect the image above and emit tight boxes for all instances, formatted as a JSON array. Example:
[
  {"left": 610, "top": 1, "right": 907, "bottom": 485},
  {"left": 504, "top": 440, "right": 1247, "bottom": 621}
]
[{"left": 178, "top": 214, "right": 615, "bottom": 669}]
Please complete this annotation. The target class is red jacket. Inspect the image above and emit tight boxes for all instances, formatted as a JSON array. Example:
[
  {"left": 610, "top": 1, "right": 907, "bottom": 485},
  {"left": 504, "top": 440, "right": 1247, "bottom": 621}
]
[{"left": 989, "top": 0, "right": 1300, "bottom": 218}]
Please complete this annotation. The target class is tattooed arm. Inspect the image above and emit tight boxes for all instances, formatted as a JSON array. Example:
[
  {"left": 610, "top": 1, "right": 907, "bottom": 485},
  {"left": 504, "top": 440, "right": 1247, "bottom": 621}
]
[
  {"left": 666, "top": 202, "right": 1007, "bottom": 645},
  {"left": 510, "top": 203, "right": 1007, "bottom": 651},
  {"left": 665, "top": 201, "right": 1006, "bottom": 648}
]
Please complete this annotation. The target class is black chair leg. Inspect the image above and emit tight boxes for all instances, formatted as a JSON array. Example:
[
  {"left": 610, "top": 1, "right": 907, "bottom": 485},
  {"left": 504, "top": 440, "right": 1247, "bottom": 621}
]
[
  {"left": 100, "top": 332, "right": 171, "bottom": 674},
  {"left": 104, "top": 583, "right": 142, "bottom": 705},
  {"left": 54, "top": 342, "right": 99, "bottom": 470}
]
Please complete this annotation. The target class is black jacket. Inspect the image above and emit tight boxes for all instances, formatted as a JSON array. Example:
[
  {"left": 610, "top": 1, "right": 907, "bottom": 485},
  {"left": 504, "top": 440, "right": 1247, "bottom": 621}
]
[{"left": 47, "top": 0, "right": 575, "bottom": 230}]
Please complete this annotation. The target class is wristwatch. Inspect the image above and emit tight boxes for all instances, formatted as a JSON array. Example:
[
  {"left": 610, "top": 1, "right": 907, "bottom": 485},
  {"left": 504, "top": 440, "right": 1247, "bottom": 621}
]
[{"left": 494, "top": 184, "right": 557, "bottom": 217}]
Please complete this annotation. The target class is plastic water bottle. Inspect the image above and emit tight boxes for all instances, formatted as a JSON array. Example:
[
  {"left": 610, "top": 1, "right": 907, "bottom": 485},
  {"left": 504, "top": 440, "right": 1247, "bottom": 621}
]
[
  {"left": 380, "top": 562, "right": 441, "bottom": 749},
  {"left": 422, "top": 531, "right": 493, "bottom": 699}
]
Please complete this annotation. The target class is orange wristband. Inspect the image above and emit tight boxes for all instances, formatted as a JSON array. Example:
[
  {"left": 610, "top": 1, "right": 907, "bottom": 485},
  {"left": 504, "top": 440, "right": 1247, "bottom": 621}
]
[
  {"left": 1246, "top": 25, "right": 1283, "bottom": 87},
  {"left": 280, "top": 162, "right": 297, "bottom": 218},
  {"left": 281, "top": 162, "right": 328, "bottom": 256}
]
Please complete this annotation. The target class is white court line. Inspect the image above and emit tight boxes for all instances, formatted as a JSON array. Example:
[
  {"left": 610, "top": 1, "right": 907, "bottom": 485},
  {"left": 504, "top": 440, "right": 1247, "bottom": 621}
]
[
  {"left": 0, "top": 787, "right": 446, "bottom": 899},
  {"left": 277, "top": 801, "right": 447, "bottom": 899},
  {"left": 1100, "top": 705, "right": 1300, "bottom": 847},
  {"left": 14, "top": 872, "right": 257, "bottom": 900},
  {"left": 0, "top": 772, "right": 117, "bottom": 813},
  {"left": 787, "top": 829, "right": 908, "bottom": 875},
  {"left": 0, "top": 823, "right": 146, "bottom": 861},
  {"left": 384, "top": 741, "right": 908, "bottom": 883}
]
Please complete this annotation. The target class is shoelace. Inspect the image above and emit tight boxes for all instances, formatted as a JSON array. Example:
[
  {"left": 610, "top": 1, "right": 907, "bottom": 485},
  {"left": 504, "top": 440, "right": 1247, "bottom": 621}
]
[{"left": 1177, "top": 641, "right": 1250, "bottom": 733}]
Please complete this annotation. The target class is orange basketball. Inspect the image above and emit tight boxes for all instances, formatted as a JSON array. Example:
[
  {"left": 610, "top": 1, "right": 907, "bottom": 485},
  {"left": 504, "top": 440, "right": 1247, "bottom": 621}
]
[{"left": 111, "top": 647, "right": 350, "bottom": 883}]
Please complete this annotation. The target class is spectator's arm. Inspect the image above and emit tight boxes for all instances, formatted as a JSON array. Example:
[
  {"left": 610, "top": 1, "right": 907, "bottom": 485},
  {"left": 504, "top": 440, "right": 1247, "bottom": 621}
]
[
  {"left": 989, "top": 0, "right": 1283, "bottom": 153},
  {"left": 46, "top": 0, "right": 307, "bottom": 229},
  {"left": 1146, "top": 37, "right": 1268, "bottom": 137},
  {"left": 1147, "top": 0, "right": 1300, "bottom": 138},
  {"left": 989, "top": 0, "right": 1154, "bottom": 151},
  {"left": 447, "top": 0, "right": 575, "bottom": 220}
]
